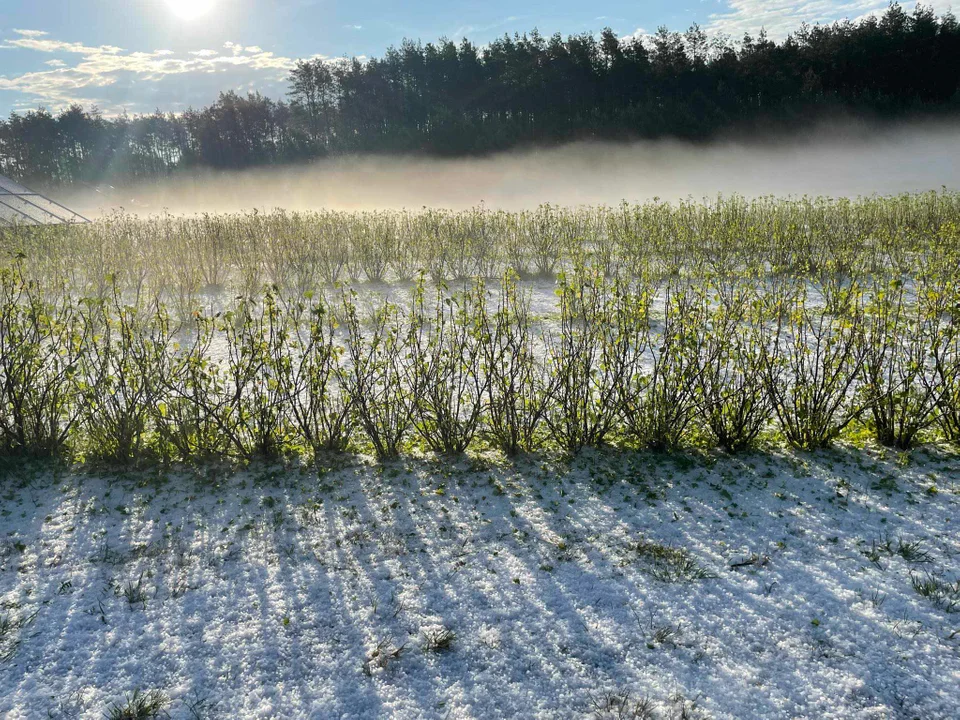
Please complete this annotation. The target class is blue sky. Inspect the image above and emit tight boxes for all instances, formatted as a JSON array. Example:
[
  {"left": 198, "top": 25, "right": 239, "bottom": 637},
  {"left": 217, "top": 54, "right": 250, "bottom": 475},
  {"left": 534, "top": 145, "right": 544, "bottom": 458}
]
[{"left": 0, "top": 0, "right": 948, "bottom": 117}]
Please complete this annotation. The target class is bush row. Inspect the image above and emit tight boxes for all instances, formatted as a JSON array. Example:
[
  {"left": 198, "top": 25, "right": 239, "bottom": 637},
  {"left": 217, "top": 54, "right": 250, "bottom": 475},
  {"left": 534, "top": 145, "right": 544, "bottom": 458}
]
[
  {"left": 4, "top": 192, "right": 960, "bottom": 313},
  {"left": 2, "top": 262, "right": 959, "bottom": 464}
]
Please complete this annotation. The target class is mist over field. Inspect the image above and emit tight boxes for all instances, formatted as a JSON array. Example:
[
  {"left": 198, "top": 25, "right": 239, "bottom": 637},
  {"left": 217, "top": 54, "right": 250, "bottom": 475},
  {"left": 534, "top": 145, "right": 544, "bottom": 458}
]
[{"left": 63, "top": 119, "right": 960, "bottom": 217}]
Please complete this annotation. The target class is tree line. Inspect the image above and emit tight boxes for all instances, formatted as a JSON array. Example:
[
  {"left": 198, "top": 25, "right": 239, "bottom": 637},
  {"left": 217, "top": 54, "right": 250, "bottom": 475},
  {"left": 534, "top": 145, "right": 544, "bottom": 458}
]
[{"left": 2, "top": 3, "right": 959, "bottom": 188}]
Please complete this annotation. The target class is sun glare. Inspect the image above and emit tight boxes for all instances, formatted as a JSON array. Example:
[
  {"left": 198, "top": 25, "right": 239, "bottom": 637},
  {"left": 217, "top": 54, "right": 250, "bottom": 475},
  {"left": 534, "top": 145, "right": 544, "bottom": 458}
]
[{"left": 166, "top": 0, "right": 216, "bottom": 21}]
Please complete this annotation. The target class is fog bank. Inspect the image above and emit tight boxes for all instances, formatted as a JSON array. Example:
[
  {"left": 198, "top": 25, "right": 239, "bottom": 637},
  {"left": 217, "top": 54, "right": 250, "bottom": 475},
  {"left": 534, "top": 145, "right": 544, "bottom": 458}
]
[{"left": 66, "top": 119, "right": 960, "bottom": 216}]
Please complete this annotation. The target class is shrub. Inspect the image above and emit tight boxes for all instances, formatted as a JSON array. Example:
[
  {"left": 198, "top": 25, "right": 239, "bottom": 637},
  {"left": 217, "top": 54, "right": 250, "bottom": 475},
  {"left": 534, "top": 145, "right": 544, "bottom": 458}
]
[
  {"left": 760, "top": 282, "right": 867, "bottom": 449},
  {"left": 0, "top": 262, "right": 85, "bottom": 458},
  {"left": 546, "top": 269, "right": 645, "bottom": 453},
  {"left": 79, "top": 289, "right": 164, "bottom": 463},
  {"left": 697, "top": 285, "right": 771, "bottom": 452},
  {"left": 480, "top": 271, "right": 552, "bottom": 454},
  {"left": 859, "top": 277, "right": 943, "bottom": 449},
  {"left": 620, "top": 283, "right": 705, "bottom": 450},
  {"left": 279, "top": 294, "right": 353, "bottom": 456},
  {"left": 410, "top": 279, "right": 487, "bottom": 454},
  {"left": 339, "top": 293, "right": 415, "bottom": 459}
]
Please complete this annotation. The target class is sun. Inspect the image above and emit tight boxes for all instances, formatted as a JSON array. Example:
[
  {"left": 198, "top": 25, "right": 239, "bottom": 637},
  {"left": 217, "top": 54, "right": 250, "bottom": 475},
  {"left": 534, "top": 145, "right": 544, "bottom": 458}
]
[{"left": 165, "top": 0, "right": 216, "bottom": 21}]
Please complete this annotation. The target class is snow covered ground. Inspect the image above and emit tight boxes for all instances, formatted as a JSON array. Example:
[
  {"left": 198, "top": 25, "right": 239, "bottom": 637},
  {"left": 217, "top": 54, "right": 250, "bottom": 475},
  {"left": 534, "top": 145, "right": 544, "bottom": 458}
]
[{"left": 1, "top": 444, "right": 958, "bottom": 719}]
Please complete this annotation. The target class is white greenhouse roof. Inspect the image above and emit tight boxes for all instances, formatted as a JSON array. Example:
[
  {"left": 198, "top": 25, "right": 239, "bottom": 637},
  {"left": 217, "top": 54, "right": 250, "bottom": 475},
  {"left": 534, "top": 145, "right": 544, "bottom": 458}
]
[{"left": 0, "top": 174, "right": 89, "bottom": 226}]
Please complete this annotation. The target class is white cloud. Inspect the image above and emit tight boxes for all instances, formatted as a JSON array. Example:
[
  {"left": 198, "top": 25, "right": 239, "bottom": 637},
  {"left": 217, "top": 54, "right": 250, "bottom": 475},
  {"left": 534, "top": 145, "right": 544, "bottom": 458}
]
[
  {"left": 1, "top": 28, "right": 123, "bottom": 55},
  {"left": 706, "top": 0, "right": 956, "bottom": 40},
  {"left": 620, "top": 27, "right": 649, "bottom": 43},
  {"left": 0, "top": 30, "right": 300, "bottom": 114},
  {"left": 450, "top": 15, "right": 528, "bottom": 39}
]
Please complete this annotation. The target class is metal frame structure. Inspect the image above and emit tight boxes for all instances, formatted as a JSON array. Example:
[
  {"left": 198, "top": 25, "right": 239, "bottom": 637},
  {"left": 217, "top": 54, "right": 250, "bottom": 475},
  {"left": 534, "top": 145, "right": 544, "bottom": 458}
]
[{"left": 0, "top": 174, "right": 90, "bottom": 227}]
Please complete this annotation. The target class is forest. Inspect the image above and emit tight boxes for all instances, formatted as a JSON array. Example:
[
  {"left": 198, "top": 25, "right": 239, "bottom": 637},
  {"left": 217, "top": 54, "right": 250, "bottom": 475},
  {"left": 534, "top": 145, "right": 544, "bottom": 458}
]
[{"left": 1, "top": 3, "right": 959, "bottom": 188}]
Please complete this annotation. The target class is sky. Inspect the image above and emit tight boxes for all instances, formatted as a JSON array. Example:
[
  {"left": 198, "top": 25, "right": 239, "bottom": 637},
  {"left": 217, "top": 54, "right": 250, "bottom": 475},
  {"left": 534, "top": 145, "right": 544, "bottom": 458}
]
[{"left": 0, "top": 0, "right": 952, "bottom": 117}]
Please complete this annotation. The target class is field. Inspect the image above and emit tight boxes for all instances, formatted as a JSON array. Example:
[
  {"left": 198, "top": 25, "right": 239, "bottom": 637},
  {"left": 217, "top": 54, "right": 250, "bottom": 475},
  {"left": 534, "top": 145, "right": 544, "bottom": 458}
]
[{"left": 1, "top": 193, "right": 960, "bottom": 718}]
